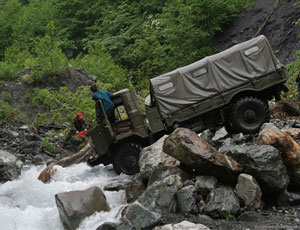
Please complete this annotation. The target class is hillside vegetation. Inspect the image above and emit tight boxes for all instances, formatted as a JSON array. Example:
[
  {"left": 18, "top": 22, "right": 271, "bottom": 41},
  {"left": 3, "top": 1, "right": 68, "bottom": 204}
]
[{"left": 0, "top": 0, "right": 300, "bottom": 127}]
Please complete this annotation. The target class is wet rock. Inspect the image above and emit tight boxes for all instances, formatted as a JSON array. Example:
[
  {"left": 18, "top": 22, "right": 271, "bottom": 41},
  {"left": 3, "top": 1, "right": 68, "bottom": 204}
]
[
  {"left": 0, "top": 150, "right": 23, "bottom": 183},
  {"left": 96, "top": 222, "right": 118, "bottom": 230},
  {"left": 219, "top": 144, "right": 289, "bottom": 194},
  {"left": 195, "top": 175, "right": 218, "bottom": 197},
  {"left": 199, "top": 129, "right": 215, "bottom": 147},
  {"left": 121, "top": 203, "right": 161, "bottom": 229},
  {"left": 233, "top": 133, "right": 245, "bottom": 144},
  {"left": 277, "top": 189, "right": 300, "bottom": 207},
  {"left": 204, "top": 186, "right": 240, "bottom": 219},
  {"left": 212, "top": 127, "right": 229, "bottom": 144},
  {"left": 104, "top": 177, "right": 131, "bottom": 192},
  {"left": 237, "top": 211, "right": 262, "bottom": 222},
  {"left": 258, "top": 123, "right": 300, "bottom": 188},
  {"left": 147, "top": 165, "right": 190, "bottom": 187},
  {"left": 222, "top": 138, "right": 234, "bottom": 147},
  {"left": 153, "top": 220, "right": 211, "bottom": 230},
  {"left": 55, "top": 186, "right": 110, "bottom": 230},
  {"left": 125, "top": 173, "right": 146, "bottom": 203},
  {"left": 176, "top": 185, "right": 199, "bottom": 214},
  {"left": 236, "top": 174, "right": 262, "bottom": 209},
  {"left": 137, "top": 175, "right": 183, "bottom": 214},
  {"left": 139, "top": 135, "right": 180, "bottom": 179},
  {"left": 163, "top": 128, "right": 242, "bottom": 184}
]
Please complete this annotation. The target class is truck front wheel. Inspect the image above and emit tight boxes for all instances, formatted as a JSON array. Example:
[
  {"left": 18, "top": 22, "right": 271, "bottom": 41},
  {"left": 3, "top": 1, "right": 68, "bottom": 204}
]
[
  {"left": 229, "top": 96, "right": 270, "bottom": 134},
  {"left": 113, "top": 143, "right": 142, "bottom": 175}
]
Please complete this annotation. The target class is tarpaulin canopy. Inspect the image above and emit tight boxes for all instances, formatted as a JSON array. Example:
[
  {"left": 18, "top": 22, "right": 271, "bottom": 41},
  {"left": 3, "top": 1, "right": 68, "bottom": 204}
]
[{"left": 149, "top": 35, "right": 282, "bottom": 118}]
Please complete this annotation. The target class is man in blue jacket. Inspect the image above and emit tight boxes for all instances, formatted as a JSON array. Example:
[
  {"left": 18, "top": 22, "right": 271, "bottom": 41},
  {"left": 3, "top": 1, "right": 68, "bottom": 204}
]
[{"left": 90, "top": 85, "right": 115, "bottom": 124}]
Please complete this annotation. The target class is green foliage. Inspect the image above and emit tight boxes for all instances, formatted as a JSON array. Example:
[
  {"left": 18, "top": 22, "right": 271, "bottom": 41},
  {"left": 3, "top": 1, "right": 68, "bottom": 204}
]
[
  {"left": 71, "top": 41, "right": 130, "bottom": 91},
  {"left": 0, "top": 0, "right": 21, "bottom": 57},
  {"left": 31, "top": 85, "right": 96, "bottom": 126},
  {"left": 283, "top": 52, "right": 300, "bottom": 100},
  {"left": 42, "top": 137, "right": 57, "bottom": 152},
  {"left": 11, "top": 0, "right": 56, "bottom": 49},
  {"left": 0, "top": 61, "right": 18, "bottom": 81},
  {"left": 0, "top": 100, "right": 15, "bottom": 122},
  {"left": 23, "top": 22, "right": 68, "bottom": 84}
]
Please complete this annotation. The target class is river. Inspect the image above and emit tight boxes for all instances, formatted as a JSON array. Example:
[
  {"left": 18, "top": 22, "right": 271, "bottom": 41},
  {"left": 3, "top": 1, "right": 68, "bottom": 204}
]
[{"left": 0, "top": 163, "right": 129, "bottom": 230}]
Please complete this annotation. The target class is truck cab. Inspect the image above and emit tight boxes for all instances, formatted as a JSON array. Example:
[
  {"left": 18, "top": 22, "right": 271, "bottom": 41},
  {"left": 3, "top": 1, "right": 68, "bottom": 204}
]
[{"left": 88, "top": 89, "right": 150, "bottom": 175}]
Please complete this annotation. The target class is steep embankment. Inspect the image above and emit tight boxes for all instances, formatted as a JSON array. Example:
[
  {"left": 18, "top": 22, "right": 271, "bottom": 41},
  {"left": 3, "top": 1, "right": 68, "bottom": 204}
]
[{"left": 213, "top": 0, "right": 300, "bottom": 65}]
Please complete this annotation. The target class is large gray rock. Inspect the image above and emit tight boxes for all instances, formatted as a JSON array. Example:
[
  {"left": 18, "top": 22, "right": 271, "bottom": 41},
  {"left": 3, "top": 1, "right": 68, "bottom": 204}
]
[
  {"left": 139, "top": 135, "right": 180, "bottom": 179},
  {"left": 163, "top": 128, "right": 243, "bottom": 184},
  {"left": 0, "top": 150, "right": 23, "bottom": 183},
  {"left": 125, "top": 173, "right": 146, "bottom": 203},
  {"left": 55, "top": 186, "right": 110, "bottom": 230},
  {"left": 176, "top": 185, "right": 199, "bottom": 214},
  {"left": 121, "top": 203, "right": 162, "bottom": 229},
  {"left": 138, "top": 175, "right": 183, "bottom": 214},
  {"left": 236, "top": 174, "right": 262, "bottom": 209},
  {"left": 147, "top": 165, "right": 190, "bottom": 187},
  {"left": 258, "top": 123, "right": 300, "bottom": 188},
  {"left": 195, "top": 175, "right": 218, "bottom": 197},
  {"left": 204, "top": 186, "right": 240, "bottom": 219},
  {"left": 153, "top": 220, "right": 211, "bottom": 230},
  {"left": 219, "top": 144, "right": 289, "bottom": 194}
]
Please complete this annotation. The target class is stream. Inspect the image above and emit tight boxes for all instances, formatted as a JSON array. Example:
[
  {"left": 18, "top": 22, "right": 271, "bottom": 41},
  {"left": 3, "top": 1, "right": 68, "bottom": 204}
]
[{"left": 0, "top": 163, "right": 128, "bottom": 230}]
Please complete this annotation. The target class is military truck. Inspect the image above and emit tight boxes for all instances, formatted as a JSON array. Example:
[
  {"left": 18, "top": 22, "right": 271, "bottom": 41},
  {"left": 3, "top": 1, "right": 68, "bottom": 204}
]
[{"left": 88, "top": 35, "right": 289, "bottom": 175}]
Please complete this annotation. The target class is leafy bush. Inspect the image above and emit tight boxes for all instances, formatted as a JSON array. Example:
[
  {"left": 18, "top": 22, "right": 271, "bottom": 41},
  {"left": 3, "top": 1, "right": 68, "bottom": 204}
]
[
  {"left": 0, "top": 61, "right": 18, "bottom": 81},
  {"left": 0, "top": 100, "right": 15, "bottom": 122},
  {"left": 283, "top": 51, "right": 300, "bottom": 100},
  {"left": 71, "top": 41, "right": 131, "bottom": 91}
]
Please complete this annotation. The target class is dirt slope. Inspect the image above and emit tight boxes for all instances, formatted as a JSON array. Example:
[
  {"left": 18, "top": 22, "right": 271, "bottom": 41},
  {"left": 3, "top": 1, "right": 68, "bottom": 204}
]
[{"left": 213, "top": 0, "right": 300, "bottom": 65}]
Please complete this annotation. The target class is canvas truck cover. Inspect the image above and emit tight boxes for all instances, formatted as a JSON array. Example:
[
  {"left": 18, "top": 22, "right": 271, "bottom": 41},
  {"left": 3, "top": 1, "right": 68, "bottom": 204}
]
[{"left": 149, "top": 35, "right": 283, "bottom": 118}]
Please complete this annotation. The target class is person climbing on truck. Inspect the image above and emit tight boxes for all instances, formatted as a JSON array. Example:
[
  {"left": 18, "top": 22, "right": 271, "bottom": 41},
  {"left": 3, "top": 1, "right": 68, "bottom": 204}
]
[
  {"left": 90, "top": 85, "right": 115, "bottom": 124},
  {"left": 61, "top": 112, "right": 87, "bottom": 148}
]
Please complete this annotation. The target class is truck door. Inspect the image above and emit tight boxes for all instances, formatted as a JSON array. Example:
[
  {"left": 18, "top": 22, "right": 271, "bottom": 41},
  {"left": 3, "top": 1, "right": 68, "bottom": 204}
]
[{"left": 89, "top": 100, "right": 115, "bottom": 156}]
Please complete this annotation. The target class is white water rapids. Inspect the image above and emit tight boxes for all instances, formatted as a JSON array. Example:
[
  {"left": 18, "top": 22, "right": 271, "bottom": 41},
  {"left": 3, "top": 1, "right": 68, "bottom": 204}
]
[{"left": 0, "top": 163, "right": 129, "bottom": 230}]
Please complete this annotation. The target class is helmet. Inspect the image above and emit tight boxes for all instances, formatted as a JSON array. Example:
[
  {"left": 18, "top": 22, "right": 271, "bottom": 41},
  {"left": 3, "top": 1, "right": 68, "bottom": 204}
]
[{"left": 77, "top": 112, "right": 83, "bottom": 119}]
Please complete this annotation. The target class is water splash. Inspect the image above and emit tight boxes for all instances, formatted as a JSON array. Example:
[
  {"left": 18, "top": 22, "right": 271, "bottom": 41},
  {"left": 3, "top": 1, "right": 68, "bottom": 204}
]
[{"left": 0, "top": 163, "right": 129, "bottom": 230}]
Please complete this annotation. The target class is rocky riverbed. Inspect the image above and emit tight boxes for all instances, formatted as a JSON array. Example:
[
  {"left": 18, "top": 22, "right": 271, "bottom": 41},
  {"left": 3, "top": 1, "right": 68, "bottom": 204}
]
[{"left": 1, "top": 116, "right": 300, "bottom": 230}]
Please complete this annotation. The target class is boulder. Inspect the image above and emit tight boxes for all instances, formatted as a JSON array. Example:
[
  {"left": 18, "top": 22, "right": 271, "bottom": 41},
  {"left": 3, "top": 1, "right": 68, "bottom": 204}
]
[
  {"left": 104, "top": 177, "right": 131, "bottom": 192},
  {"left": 176, "top": 185, "right": 199, "bottom": 214},
  {"left": 55, "top": 186, "right": 110, "bottom": 230},
  {"left": 195, "top": 175, "right": 218, "bottom": 197},
  {"left": 219, "top": 144, "right": 289, "bottom": 194},
  {"left": 235, "top": 174, "right": 262, "bottom": 209},
  {"left": 147, "top": 165, "right": 190, "bottom": 187},
  {"left": 277, "top": 189, "right": 300, "bottom": 206},
  {"left": 125, "top": 173, "right": 146, "bottom": 203},
  {"left": 0, "top": 150, "right": 23, "bottom": 183},
  {"left": 212, "top": 127, "right": 229, "bottom": 144},
  {"left": 258, "top": 123, "right": 300, "bottom": 188},
  {"left": 204, "top": 186, "right": 240, "bottom": 219},
  {"left": 139, "top": 135, "right": 180, "bottom": 179},
  {"left": 121, "top": 203, "right": 162, "bottom": 229},
  {"left": 153, "top": 220, "right": 211, "bottom": 230},
  {"left": 96, "top": 222, "right": 118, "bottom": 230},
  {"left": 137, "top": 175, "right": 183, "bottom": 214},
  {"left": 163, "top": 128, "right": 242, "bottom": 184},
  {"left": 199, "top": 129, "right": 215, "bottom": 147}
]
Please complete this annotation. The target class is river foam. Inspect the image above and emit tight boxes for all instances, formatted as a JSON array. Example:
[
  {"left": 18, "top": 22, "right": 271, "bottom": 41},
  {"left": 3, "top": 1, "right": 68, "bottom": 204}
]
[{"left": 0, "top": 163, "right": 128, "bottom": 230}]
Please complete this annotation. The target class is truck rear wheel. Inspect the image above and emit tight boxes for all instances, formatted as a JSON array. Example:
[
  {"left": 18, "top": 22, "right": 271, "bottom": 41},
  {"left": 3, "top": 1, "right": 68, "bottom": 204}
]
[
  {"left": 229, "top": 96, "right": 270, "bottom": 134},
  {"left": 113, "top": 143, "right": 142, "bottom": 175}
]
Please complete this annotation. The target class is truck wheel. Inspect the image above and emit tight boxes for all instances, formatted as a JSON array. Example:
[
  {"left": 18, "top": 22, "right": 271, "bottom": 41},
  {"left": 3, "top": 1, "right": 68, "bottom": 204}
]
[
  {"left": 229, "top": 96, "right": 270, "bottom": 134},
  {"left": 113, "top": 143, "right": 142, "bottom": 175}
]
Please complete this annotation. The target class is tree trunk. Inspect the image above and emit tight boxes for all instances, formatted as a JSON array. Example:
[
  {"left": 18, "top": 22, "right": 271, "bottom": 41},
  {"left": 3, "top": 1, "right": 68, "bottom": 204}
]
[{"left": 38, "top": 143, "right": 93, "bottom": 183}]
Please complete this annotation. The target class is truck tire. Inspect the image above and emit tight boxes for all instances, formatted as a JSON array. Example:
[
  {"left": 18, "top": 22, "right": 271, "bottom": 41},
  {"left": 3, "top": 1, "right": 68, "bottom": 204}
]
[
  {"left": 112, "top": 143, "right": 142, "bottom": 175},
  {"left": 229, "top": 96, "right": 270, "bottom": 134}
]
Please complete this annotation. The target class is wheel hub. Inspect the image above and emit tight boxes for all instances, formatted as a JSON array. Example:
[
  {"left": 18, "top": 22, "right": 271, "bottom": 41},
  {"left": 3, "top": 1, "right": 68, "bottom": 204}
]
[
  {"left": 124, "top": 155, "right": 136, "bottom": 168},
  {"left": 243, "top": 109, "right": 256, "bottom": 123}
]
